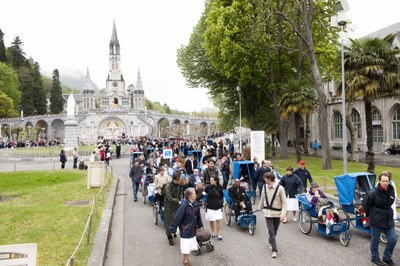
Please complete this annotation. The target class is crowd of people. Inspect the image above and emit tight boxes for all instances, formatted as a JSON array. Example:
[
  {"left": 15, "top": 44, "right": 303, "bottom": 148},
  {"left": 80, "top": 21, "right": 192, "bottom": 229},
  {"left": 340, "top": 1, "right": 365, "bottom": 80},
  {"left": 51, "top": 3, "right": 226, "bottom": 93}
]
[{"left": 56, "top": 135, "right": 398, "bottom": 265}]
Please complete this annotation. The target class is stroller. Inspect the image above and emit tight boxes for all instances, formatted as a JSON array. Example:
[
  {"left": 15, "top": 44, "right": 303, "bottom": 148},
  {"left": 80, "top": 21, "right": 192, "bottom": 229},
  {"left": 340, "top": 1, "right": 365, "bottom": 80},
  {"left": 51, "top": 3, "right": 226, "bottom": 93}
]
[{"left": 193, "top": 228, "right": 214, "bottom": 256}]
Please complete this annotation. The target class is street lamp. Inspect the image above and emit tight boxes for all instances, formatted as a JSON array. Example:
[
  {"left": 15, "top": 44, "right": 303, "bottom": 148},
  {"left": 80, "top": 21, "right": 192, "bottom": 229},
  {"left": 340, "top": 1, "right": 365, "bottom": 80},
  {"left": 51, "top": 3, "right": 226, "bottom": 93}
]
[
  {"left": 331, "top": 0, "right": 349, "bottom": 173},
  {"left": 237, "top": 86, "right": 242, "bottom": 154}
]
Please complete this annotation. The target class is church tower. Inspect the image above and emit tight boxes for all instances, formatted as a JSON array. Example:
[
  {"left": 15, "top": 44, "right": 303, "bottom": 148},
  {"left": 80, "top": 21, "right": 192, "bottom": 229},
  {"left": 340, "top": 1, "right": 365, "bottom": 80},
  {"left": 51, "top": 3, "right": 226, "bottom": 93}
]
[
  {"left": 100, "top": 20, "right": 130, "bottom": 109},
  {"left": 83, "top": 67, "right": 96, "bottom": 110},
  {"left": 132, "top": 68, "right": 145, "bottom": 111}
]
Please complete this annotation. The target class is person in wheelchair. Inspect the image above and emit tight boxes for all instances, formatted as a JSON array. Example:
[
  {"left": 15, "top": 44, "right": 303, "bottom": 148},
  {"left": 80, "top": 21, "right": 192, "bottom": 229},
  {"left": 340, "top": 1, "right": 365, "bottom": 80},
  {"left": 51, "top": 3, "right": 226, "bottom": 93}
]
[
  {"left": 309, "top": 182, "right": 338, "bottom": 224},
  {"left": 228, "top": 178, "right": 253, "bottom": 222},
  {"left": 154, "top": 185, "right": 165, "bottom": 207}
]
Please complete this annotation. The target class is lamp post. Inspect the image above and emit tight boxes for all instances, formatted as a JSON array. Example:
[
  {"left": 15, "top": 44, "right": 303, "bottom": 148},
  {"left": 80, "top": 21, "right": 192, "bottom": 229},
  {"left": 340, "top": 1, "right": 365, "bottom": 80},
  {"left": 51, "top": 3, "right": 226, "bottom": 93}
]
[
  {"left": 237, "top": 86, "right": 242, "bottom": 154},
  {"left": 331, "top": 0, "right": 349, "bottom": 173}
]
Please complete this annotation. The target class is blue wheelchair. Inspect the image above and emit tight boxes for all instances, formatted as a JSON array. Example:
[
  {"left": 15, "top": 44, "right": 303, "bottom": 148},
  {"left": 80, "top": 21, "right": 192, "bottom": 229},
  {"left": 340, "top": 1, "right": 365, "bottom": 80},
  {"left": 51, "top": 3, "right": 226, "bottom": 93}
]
[
  {"left": 296, "top": 194, "right": 351, "bottom": 246},
  {"left": 223, "top": 190, "right": 257, "bottom": 235}
]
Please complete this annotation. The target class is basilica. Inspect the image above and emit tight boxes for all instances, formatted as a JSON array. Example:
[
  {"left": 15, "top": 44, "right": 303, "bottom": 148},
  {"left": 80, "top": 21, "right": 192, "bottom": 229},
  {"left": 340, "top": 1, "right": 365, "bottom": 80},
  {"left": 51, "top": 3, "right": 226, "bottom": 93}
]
[{"left": 0, "top": 21, "right": 217, "bottom": 144}]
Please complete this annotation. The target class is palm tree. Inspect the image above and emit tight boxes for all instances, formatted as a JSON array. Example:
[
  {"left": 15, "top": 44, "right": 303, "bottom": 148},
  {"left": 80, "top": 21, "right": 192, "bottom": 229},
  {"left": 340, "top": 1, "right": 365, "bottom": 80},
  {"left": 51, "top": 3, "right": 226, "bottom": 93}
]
[
  {"left": 279, "top": 80, "right": 317, "bottom": 163},
  {"left": 343, "top": 34, "right": 400, "bottom": 172}
]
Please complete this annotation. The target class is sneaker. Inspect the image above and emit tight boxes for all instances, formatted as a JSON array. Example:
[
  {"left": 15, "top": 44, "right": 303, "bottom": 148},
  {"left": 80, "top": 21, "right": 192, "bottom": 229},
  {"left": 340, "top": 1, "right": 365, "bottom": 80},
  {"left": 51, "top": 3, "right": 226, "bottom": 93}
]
[
  {"left": 371, "top": 259, "right": 385, "bottom": 266},
  {"left": 271, "top": 251, "right": 277, "bottom": 258},
  {"left": 168, "top": 238, "right": 174, "bottom": 246},
  {"left": 211, "top": 234, "right": 216, "bottom": 238},
  {"left": 218, "top": 235, "right": 223, "bottom": 241},
  {"left": 383, "top": 259, "right": 396, "bottom": 266},
  {"left": 134, "top": 199, "right": 138, "bottom": 202},
  {"left": 283, "top": 217, "right": 287, "bottom": 223},
  {"left": 293, "top": 217, "right": 297, "bottom": 222}
]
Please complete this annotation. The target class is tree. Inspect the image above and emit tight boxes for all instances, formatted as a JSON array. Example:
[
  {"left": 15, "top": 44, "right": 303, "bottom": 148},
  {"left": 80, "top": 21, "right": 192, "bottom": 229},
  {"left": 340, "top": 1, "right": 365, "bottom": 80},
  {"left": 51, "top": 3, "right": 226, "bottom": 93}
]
[
  {"left": 343, "top": 34, "right": 400, "bottom": 172},
  {"left": 0, "top": 90, "right": 16, "bottom": 117},
  {"left": 19, "top": 66, "right": 35, "bottom": 116},
  {"left": 279, "top": 79, "right": 317, "bottom": 162},
  {"left": 0, "top": 29, "right": 6, "bottom": 63},
  {"left": 31, "top": 61, "right": 47, "bottom": 114},
  {"left": 0, "top": 61, "right": 20, "bottom": 110},
  {"left": 50, "top": 69, "right": 64, "bottom": 114},
  {"left": 9, "top": 36, "right": 25, "bottom": 68}
]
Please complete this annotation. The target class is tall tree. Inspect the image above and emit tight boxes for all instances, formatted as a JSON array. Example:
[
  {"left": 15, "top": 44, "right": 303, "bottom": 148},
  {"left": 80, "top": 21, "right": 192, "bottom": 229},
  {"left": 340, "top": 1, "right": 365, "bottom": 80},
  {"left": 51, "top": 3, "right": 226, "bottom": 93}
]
[
  {"left": 9, "top": 36, "right": 25, "bottom": 68},
  {"left": 19, "top": 66, "right": 35, "bottom": 116},
  {"left": 31, "top": 61, "right": 47, "bottom": 114},
  {"left": 275, "top": 0, "right": 338, "bottom": 169},
  {"left": 343, "top": 34, "right": 400, "bottom": 172},
  {"left": 0, "top": 29, "right": 6, "bottom": 63},
  {"left": 50, "top": 69, "right": 63, "bottom": 114},
  {"left": 0, "top": 61, "right": 20, "bottom": 110}
]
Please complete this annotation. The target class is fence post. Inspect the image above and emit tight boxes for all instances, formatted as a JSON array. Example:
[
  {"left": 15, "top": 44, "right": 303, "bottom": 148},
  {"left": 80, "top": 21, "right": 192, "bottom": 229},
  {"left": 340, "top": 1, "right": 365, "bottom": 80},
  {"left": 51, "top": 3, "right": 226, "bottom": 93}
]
[
  {"left": 87, "top": 214, "right": 93, "bottom": 245},
  {"left": 94, "top": 195, "right": 99, "bottom": 218},
  {"left": 324, "top": 176, "right": 327, "bottom": 191},
  {"left": 54, "top": 161, "right": 56, "bottom": 170},
  {"left": 13, "top": 162, "right": 16, "bottom": 172}
]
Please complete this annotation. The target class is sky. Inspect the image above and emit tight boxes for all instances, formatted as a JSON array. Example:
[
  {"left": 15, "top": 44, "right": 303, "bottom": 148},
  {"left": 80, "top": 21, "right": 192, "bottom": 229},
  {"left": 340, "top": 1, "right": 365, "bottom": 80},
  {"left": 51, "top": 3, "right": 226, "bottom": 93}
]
[{"left": 1, "top": 0, "right": 400, "bottom": 112}]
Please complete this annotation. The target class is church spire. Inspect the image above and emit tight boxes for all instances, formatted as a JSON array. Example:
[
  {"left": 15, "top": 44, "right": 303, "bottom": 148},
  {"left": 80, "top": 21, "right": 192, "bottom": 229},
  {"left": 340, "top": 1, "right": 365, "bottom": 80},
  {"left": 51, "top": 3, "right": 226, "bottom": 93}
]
[
  {"left": 84, "top": 66, "right": 93, "bottom": 91},
  {"left": 135, "top": 68, "right": 143, "bottom": 91},
  {"left": 109, "top": 19, "right": 120, "bottom": 55}
]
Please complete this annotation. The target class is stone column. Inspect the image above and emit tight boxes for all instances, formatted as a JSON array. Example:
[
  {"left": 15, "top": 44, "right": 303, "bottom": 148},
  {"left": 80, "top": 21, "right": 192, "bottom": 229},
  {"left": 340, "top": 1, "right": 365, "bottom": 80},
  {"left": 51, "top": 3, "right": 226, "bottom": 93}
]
[{"left": 64, "top": 95, "right": 79, "bottom": 150}]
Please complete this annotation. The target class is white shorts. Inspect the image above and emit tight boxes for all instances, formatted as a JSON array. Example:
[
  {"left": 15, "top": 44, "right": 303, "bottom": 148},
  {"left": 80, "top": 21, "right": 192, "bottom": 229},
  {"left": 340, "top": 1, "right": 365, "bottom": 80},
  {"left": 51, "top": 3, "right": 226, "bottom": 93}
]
[
  {"left": 205, "top": 208, "right": 223, "bottom": 221},
  {"left": 180, "top": 236, "right": 198, "bottom": 254}
]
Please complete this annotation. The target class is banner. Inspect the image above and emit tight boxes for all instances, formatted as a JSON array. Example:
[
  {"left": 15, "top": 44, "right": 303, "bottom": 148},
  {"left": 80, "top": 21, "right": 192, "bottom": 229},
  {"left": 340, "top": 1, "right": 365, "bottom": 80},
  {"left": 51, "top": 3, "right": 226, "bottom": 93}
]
[{"left": 250, "top": 131, "right": 265, "bottom": 162}]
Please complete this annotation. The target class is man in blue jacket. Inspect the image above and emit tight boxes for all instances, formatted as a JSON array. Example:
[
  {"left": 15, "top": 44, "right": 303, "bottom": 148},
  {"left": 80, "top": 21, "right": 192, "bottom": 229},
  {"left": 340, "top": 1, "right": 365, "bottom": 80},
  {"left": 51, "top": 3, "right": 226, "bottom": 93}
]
[{"left": 363, "top": 172, "right": 397, "bottom": 266}]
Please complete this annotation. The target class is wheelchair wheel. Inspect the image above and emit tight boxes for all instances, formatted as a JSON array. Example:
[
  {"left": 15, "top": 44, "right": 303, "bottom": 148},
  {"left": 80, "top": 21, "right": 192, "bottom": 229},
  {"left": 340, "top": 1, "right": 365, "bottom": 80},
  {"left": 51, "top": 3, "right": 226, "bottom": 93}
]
[
  {"left": 298, "top": 209, "right": 312, "bottom": 235},
  {"left": 339, "top": 231, "right": 351, "bottom": 246},
  {"left": 223, "top": 202, "right": 231, "bottom": 226},
  {"left": 248, "top": 221, "right": 256, "bottom": 235},
  {"left": 380, "top": 232, "right": 388, "bottom": 244},
  {"left": 153, "top": 203, "right": 158, "bottom": 225}
]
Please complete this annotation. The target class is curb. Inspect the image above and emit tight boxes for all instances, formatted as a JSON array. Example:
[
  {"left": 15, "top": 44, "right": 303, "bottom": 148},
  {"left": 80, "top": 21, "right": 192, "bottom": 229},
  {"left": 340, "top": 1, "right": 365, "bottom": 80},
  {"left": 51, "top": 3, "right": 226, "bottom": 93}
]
[{"left": 88, "top": 175, "right": 120, "bottom": 265}]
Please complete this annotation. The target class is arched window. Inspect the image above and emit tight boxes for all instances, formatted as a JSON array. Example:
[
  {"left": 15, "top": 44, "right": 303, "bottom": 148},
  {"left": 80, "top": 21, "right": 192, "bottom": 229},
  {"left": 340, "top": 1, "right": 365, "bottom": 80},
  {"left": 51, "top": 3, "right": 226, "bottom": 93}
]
[
  {"left": 392, "top": 107, "right": 400, "bottom": 140},
  {"left": 351, "top": 110, "right": 362, "bottom": 139},
  {"left": 332, "top": 112, "right": 342, "bottom": 139}
]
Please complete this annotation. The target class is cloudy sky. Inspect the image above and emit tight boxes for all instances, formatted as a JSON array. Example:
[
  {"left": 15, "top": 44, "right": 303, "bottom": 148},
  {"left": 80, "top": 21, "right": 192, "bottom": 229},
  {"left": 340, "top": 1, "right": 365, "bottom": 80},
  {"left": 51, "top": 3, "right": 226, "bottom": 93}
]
[{"left": 1, "top": 0, "right": 399, "bottom": 112}]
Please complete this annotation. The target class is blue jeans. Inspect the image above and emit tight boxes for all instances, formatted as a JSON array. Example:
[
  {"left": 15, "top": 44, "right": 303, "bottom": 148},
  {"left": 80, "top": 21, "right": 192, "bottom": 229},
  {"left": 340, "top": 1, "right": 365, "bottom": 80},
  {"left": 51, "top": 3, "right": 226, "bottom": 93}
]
[
  {"left": 222, "top": 171, "right": 229, "bottom": 189},
  {"left": 132, "top": 181, "right": 140, "bottom": 201},
  {"left": 370, "top": 225, "right": 398, "bottom": 261}
]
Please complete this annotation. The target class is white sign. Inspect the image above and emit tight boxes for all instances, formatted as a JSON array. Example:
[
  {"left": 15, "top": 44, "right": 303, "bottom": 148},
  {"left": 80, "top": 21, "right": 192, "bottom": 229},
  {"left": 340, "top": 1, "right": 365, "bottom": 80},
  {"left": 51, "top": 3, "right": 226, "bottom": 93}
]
[
  {"left": 87, "top": 162, "right": 105, "bottom": 188},
  {"left": 163, "top": 149, "right": 173, "bottom": 159},
  {"left": 250, "top": 131, "right": 265, "bottom": 162},
  {"left": 0, "top": 243, "right": 37, "bottom": 266}
]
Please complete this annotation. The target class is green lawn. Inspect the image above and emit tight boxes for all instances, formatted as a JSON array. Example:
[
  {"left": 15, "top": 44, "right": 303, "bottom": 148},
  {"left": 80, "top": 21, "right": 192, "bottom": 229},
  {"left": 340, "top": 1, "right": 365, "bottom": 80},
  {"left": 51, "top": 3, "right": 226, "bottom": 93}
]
[{"left": 0, "top": 170, "right": 108, "bottom": 265}]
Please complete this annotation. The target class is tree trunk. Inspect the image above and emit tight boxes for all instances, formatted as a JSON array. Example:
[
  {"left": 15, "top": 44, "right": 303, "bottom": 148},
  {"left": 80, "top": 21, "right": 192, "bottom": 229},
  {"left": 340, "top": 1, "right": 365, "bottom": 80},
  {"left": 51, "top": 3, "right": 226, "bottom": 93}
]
[
  {"left": 304, "top": 114, "right": 311, "bottom": 156},
  {"left": 345, "top": 103, "right": 357, "bottom": 161},
  {"left": 294, "top": 113, "right": 302, "bottom": 163},
  {"left": 365, "top": 100, "right": 375, "bottom": 173},
  {"left": 300, "top": 1, "right": 332, "bottom": 169}
]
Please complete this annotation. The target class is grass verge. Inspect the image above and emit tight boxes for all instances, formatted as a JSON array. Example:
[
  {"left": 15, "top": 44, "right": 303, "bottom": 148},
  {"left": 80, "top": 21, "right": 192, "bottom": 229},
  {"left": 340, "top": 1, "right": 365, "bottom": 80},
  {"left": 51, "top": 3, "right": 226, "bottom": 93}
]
[{"left": 0, "top": 170, "right": 110, "bottom": 265}]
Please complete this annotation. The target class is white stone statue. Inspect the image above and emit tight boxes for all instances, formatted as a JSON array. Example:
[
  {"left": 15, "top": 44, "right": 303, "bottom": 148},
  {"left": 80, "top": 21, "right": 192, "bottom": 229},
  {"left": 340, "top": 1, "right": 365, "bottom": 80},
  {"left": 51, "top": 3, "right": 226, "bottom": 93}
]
[{"left": 67, "top": 94, "right": 76, "bottom": 117}]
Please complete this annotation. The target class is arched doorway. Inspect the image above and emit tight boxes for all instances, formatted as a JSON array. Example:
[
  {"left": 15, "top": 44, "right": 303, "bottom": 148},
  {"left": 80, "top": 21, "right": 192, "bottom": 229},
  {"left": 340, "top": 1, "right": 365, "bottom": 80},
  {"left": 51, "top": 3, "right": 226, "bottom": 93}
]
[
  {"left": 51, "top": 119, "right": 65, "bottom": 140},
  {"left": 158, "top": 118, "right": 170, "bottom": 138},
  {"left": 99, "top": 118, "right": 126, "bottom": 140}
]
